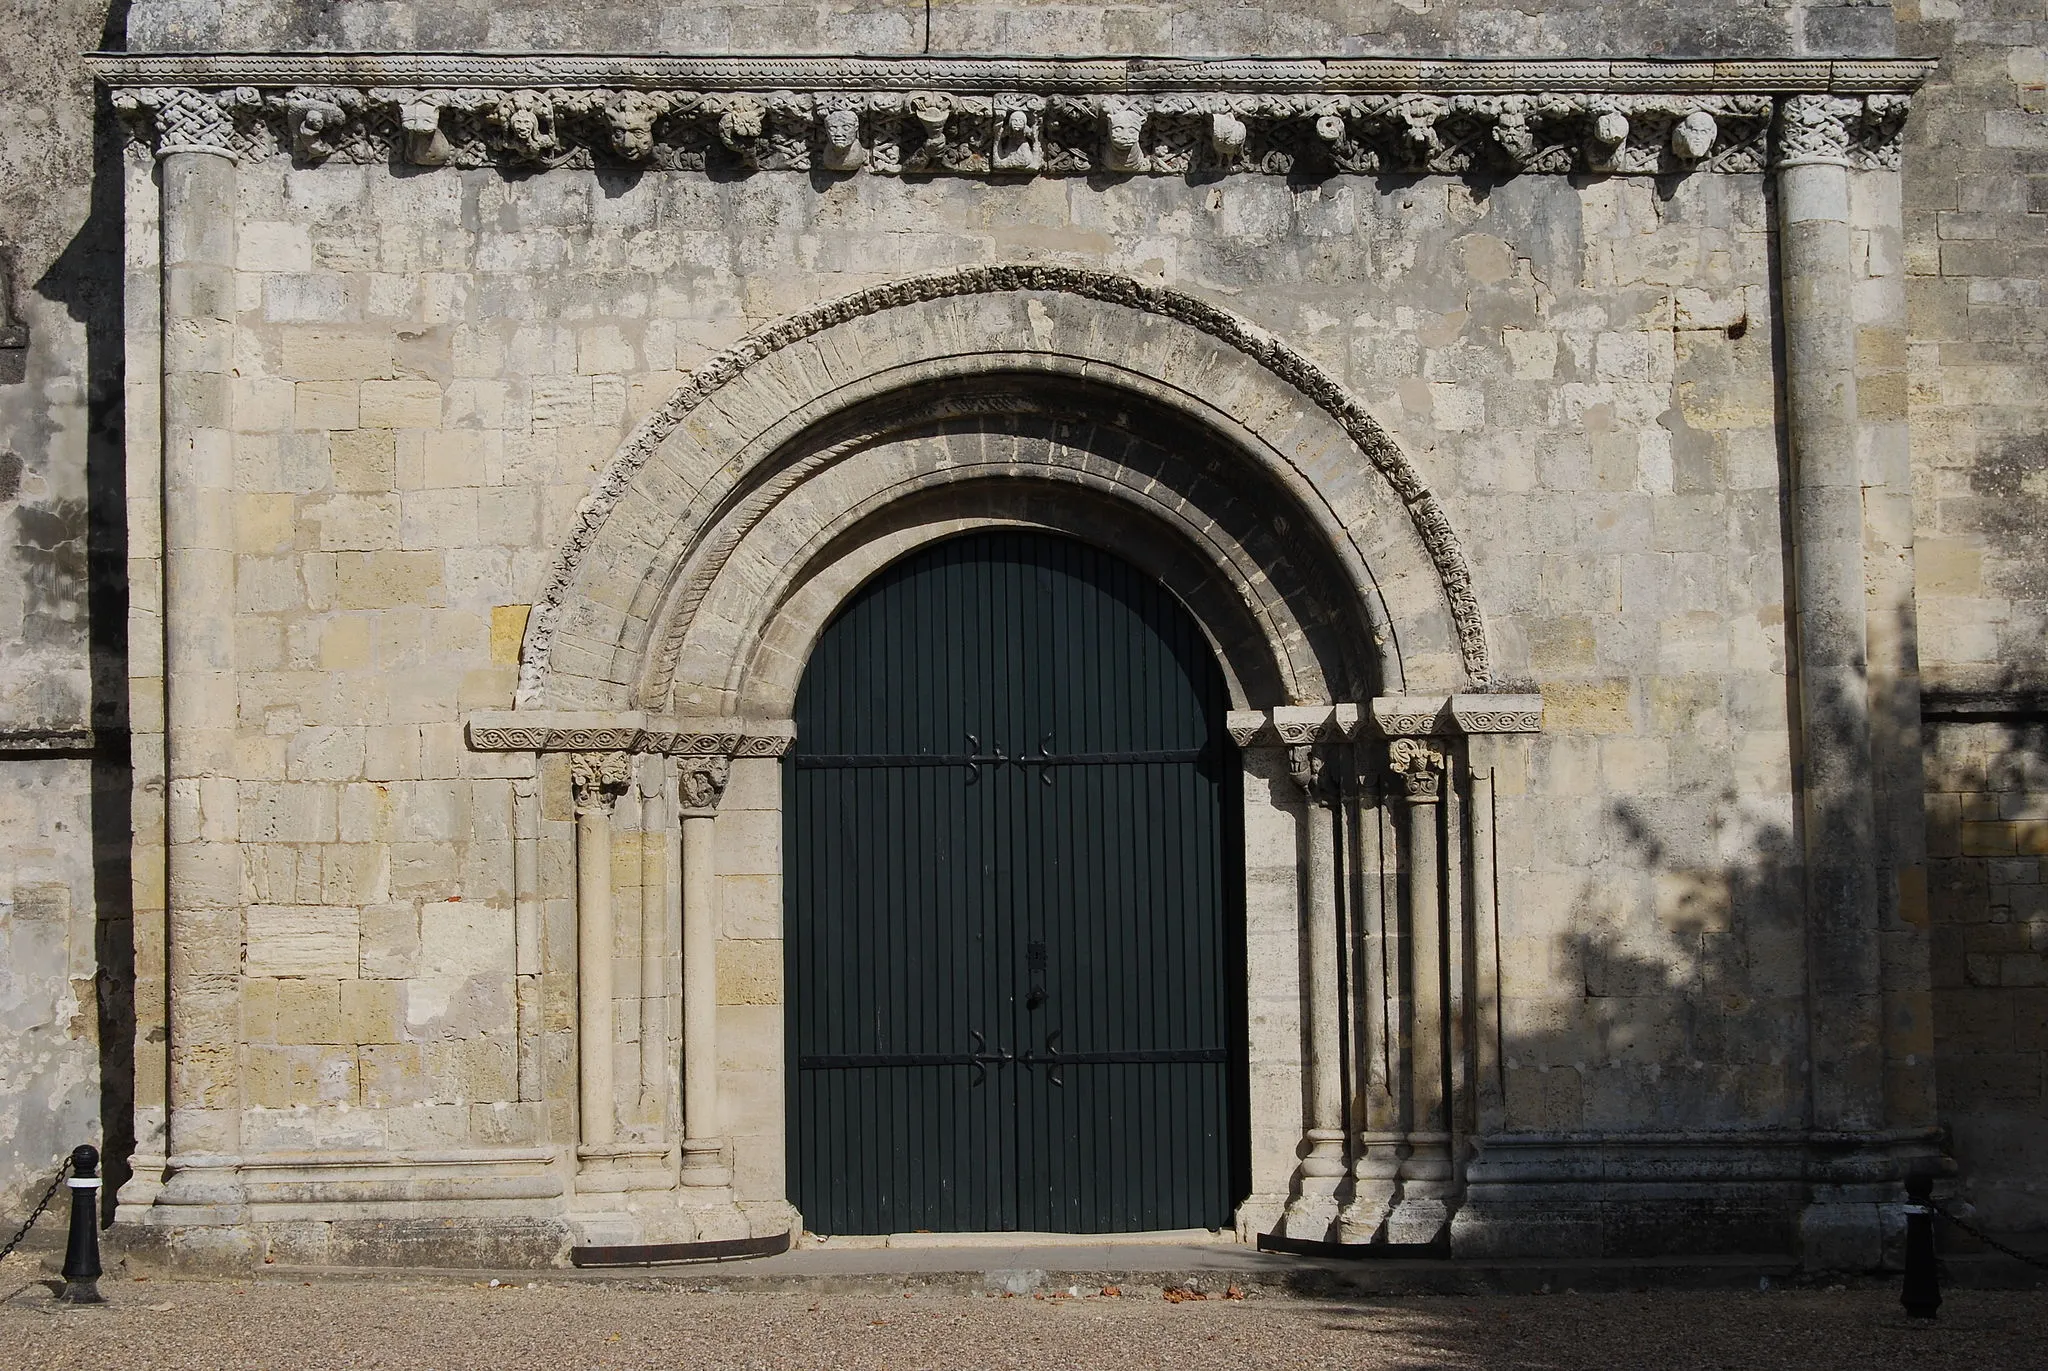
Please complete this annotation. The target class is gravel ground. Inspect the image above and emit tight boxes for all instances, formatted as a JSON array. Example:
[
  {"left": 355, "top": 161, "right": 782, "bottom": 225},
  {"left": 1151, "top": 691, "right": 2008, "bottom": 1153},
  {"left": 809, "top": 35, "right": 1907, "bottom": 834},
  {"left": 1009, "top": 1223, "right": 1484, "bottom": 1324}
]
[{"left": 3, "top": 1258, "right": 2041, "bottom": 1370}]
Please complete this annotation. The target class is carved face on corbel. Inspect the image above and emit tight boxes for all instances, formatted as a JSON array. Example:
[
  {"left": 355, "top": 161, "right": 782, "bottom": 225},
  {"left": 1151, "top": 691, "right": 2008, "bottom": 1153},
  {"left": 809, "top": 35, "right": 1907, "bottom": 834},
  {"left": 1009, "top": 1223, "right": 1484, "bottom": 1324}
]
[
  {"left": 1672, "top": 109, "right": 1718, "bottom": 162},
  {"left": 821, "top": 104, "right": 867, "bottom": 169}
]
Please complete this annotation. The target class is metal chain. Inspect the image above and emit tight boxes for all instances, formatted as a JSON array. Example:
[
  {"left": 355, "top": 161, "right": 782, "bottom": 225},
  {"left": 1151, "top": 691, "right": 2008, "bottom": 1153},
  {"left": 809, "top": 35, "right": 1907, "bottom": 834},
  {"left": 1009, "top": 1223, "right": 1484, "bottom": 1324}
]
[
  {"left": 0, "top": 1156, "right": 74, "bottom": 1265},
  {"left": 1931, "top": 1199, "right": 2048, "bottom": 1272}
]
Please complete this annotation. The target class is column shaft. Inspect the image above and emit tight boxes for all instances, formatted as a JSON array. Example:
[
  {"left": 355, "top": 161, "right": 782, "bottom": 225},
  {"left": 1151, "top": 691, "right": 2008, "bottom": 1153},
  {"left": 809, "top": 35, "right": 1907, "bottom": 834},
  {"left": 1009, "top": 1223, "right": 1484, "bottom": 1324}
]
[
  {"left": 638, "top": 770, "right": 669, "bottom": 1122},
  {"left": 160, "top": 147, "right": 241, "bottom": 1180},
  {"left": 1779, "top": 158, "right": 1885, "bottom": 1132},
  {"left": 576, "top": 800, "right": 616, "bottom": 1147},
  {"left": 679, "top": 809, "right": 729, "bottom": 1184}
]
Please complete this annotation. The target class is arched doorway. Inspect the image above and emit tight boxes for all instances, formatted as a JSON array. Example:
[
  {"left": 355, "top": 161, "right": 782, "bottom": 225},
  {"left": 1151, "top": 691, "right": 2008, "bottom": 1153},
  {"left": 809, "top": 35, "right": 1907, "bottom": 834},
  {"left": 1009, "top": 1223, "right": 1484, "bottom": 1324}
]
[{"left": 785, "top": 530, "right": 1249, "bottom": 1234}]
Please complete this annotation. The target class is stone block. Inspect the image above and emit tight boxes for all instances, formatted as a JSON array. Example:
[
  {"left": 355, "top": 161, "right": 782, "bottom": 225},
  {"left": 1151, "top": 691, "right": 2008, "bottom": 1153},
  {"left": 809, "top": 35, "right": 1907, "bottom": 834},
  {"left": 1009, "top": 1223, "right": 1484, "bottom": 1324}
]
[
  {"left": 716, "top": 939, "right": 783, "bottom": 1006},
  {"left": 294, "top": 380, "right": 360, "bottom": 430},
  {"left": 341, "top": 978, "right": 405, "bottom": 1046},
  {"left": 360, "top": 379, "right": 444, "bottom": 429},
  {"left": 276, "top": 979, "right": 346, "bottom": 1044},
  {"left": 332, "top": 551, "right": 445, "bottom": 610},
  {"left": 359, "top": 902, "right": 420, "bottom": 979},
  {"left": 246, "top": 905, "right": 362, "bottom": 979}
]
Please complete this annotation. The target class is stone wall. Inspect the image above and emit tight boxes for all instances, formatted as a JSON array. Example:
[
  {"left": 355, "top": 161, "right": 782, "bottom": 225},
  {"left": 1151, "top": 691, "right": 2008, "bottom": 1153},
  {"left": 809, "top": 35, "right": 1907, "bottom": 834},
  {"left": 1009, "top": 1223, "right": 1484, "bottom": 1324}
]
[
  {"left": 1899, "top": 0, "right": 2048, "bottom": 1234},
  {"left": 182, "top": 150, "right": 1802, "bottom": 1183},
  {"left": 0, "top": 0, "right": 125, "bottom": 1226},
  {"left": 124, "top": 1, "right": 1894, "bottom": 59}
]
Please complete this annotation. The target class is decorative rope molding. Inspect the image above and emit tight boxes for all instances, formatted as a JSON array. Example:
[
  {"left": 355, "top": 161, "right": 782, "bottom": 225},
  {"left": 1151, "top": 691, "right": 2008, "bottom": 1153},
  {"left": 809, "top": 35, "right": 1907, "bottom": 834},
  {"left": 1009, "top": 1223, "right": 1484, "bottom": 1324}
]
[
  {"left": 511, "top": 264, "right": 1491, "bottom": 700},
  {"left": 466, "top": 712, "right": 795, "bottom": 756},
  {"left": 95, "top": 54, "right": 1929, "bottom": 175}
]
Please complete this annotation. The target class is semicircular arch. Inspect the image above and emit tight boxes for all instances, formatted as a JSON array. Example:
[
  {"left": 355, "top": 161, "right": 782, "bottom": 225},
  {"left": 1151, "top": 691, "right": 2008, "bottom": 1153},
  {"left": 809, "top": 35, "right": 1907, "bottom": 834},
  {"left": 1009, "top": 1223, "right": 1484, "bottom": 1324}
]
[{"left": 522, "top": 266, "right": 1487, "bottom": 715}]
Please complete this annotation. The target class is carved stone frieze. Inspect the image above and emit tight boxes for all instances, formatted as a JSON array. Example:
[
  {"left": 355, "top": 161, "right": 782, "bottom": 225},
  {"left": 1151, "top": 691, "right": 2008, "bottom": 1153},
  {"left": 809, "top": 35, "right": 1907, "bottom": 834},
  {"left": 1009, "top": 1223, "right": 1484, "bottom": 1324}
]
[
  {"left": 568, "top": 751, "right": 633, "bottom": 814},
  {"left": 466, "top": 713, "right": 795, "bottom": 757},
  {"left": 1448, "top": 694, "right": 1545, "bottom": 734},
  {"left": 98, "top": 56, "right": 1927, "bottom": 177}
]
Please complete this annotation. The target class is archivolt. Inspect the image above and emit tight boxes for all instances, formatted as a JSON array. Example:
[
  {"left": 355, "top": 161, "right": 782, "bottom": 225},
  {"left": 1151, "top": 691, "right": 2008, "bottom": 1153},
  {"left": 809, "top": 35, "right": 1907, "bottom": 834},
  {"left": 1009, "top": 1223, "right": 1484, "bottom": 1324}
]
[{"left": 519, "top": 264, "right": 1489, "bottom": 704}]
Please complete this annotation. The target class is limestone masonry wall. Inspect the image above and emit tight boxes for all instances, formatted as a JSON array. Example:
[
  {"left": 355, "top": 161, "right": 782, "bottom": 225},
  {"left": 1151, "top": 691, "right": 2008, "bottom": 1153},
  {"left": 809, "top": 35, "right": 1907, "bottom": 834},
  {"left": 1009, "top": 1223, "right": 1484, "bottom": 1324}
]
[
  {"left": 1899, "top": 0, "right": 2048, "bottom": 1232},
  {"left": 200, "top": 157, "right": 1797, "bottom": 1165}
]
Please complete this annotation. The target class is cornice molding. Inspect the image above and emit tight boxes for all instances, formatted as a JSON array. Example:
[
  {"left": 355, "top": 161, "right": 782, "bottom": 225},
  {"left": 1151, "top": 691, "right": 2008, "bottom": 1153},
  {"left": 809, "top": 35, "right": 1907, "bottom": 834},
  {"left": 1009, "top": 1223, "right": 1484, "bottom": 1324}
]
[
  {"left": 96, "top": 53, "right": 1929, "bottom": 176},
  {"left": 0, "top": 727, "right": 97, "bottom": 758}
]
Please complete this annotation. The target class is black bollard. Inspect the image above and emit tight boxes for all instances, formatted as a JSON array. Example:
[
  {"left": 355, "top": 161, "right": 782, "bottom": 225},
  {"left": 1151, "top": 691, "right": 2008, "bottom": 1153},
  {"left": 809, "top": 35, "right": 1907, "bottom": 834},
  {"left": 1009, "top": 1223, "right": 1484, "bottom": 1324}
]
[
  {"left": 58, "top": 1144, "right": 103, "bottom": 1305},
  {"left": 1902, "top": 1171, "right": 1940, "bottom": 1320}
]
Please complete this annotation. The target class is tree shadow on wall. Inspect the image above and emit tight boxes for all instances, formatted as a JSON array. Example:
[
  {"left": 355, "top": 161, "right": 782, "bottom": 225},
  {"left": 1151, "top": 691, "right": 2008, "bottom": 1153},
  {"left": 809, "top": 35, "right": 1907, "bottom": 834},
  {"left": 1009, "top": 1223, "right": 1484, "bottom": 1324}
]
[{"left": 1502, "top": 791, "right": 1809, "bottom": 1136}]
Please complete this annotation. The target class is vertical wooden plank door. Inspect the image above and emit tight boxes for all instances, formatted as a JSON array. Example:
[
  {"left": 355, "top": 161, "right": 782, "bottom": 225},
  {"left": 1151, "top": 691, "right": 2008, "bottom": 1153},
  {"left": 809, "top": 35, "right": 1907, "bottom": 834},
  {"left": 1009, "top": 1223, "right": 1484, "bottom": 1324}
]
[{"left": 787, "top": 530, "right": 1245, "bottom": 1235}]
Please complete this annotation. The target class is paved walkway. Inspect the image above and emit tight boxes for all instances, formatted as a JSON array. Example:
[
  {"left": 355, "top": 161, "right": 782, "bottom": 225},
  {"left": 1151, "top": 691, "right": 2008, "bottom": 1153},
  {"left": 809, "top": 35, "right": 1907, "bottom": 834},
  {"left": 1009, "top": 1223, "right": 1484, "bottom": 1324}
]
[{"left": 4, "top": 1251, "right": 2046, "bottom": 1370}]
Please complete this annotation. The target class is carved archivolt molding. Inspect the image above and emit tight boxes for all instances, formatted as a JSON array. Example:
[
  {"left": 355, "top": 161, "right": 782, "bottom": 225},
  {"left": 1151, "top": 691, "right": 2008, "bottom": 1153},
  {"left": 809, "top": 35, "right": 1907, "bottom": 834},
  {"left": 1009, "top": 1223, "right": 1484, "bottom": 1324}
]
[
  {"left": 98, "top": 55, "right": 1927, "bottom": 176},
  {"left": 519, "top": 264, "right": 1490, "bottom": 703}
]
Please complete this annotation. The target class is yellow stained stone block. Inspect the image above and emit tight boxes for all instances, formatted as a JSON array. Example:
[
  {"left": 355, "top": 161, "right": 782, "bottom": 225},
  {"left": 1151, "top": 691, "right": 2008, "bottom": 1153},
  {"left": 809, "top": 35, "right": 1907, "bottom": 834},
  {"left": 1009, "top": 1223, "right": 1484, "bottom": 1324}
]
[
  {"left": 491, "top": 604, "right": 532, "bottom": 666},
  {"left": 1542, "top": 680, "right": 1633, "bottom": 735},
  {"left": 716, "top": 939, "right": 783, "bottom": 1006},
  {"left": 1960, "top": 821, "right": 2017, "bottom": 857}
]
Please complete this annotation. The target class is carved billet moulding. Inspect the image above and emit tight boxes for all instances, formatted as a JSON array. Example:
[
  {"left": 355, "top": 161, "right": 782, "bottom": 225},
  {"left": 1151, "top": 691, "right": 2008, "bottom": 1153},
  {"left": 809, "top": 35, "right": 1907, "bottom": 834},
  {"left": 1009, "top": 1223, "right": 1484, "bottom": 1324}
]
[
  {"left": 97, "top": 55, "right": 1929, "bottom": 176},
  {"left": 466, "top": 711, "right": 795, "bottom": 758}
]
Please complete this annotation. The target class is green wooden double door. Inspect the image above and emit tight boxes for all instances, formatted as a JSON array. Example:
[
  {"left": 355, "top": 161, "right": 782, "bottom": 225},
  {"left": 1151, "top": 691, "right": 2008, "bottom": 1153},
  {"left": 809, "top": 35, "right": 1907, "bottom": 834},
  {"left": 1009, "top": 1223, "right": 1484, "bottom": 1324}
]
[{"left": 786, "top": 531, "right": 1248, "bottom": 1234}]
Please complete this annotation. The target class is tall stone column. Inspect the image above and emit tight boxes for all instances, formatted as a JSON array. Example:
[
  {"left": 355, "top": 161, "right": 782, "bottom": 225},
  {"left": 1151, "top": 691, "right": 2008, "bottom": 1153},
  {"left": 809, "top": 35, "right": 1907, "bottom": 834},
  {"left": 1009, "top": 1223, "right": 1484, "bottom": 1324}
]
[
  {"left": 1777, "top": 92, "right": 1931, "bottom": 1271},
  {"left": 1281, "top": 736, "right": 1345, "bottom": 1237},
  {"left": 637, "top": 763, "right": 670, "bottom": 1124},
  {"left": 1776, "top": 96, "right": 1887, "bottom": 1136},
  {"left": 154, "top": 96, "right": 243, "bottom": 1209},
  {"left": 1387, "top": 736, "right": 1453, "bottom": 1244},
  {"left": 571, "top": 752, "right": 630, "bottom": 1148},
  {"left": 678, "top": 756, "right": 733, "bottom": 1188}
]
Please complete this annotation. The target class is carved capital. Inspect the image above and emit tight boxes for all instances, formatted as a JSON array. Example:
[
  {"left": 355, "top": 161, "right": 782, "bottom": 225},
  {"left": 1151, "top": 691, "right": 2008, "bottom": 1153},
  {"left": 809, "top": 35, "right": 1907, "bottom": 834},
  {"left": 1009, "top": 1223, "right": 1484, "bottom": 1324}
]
[
  {"left": 1388, "top": 737, "right": 1447, "bottom": 803},
  {"left": 114, "top": 86, "right": 243, "bottom": 160},
  {"left": 677, "top": 756, "right": 732, "bottom": 813},
  {"left": 569, "top": 751, "right": 632, "bottom": 815},
  {"left": 1773, "top": 92, "right": 1907, "bottom": 171}
]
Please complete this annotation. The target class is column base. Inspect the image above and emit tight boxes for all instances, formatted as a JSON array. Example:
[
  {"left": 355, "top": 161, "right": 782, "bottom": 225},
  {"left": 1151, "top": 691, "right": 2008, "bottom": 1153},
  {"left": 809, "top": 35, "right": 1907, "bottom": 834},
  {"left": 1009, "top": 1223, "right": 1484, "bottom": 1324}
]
[
  {"left": 1389, "top": 1133, "right": 1457, "bottom": 1245},
  {"left": 1281, "top": 1128, "right": 1347, "bottom": 1239},
  {"left": 575, "top": 1143, "right": 675, "bottom": 1194},
  {"left": 679, "top": 1137, "right": 733, "bottom": 1189},
  {"left": 1337, "top": 1135, "right": 1405, "bottom": 1242}
]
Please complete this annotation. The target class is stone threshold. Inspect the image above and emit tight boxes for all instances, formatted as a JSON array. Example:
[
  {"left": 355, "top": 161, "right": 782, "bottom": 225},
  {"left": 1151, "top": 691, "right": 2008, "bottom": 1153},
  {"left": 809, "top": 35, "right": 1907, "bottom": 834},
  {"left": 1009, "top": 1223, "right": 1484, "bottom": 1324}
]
[{"left": 238, "top": 1250, "right": 1821, "bottom": 1297}]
